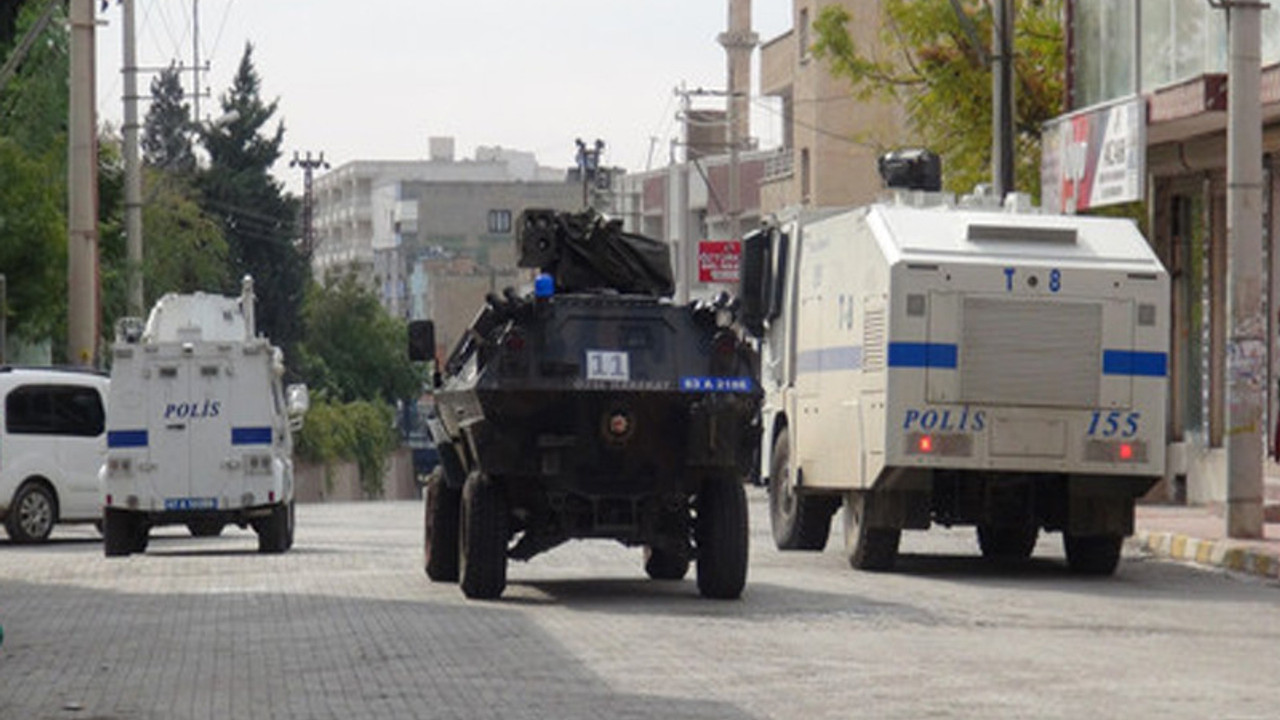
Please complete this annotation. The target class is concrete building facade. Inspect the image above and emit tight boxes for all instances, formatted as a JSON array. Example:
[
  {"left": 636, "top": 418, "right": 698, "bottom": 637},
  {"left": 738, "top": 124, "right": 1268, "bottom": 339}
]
[
  {"left": 310, "top": 138, "right": 578, "bottom": 357},
  {"left": 1047, "top": 1, "right": 1280, "bottom": 505},
  {"left": 758, "top": 0, "right": 907, "bottom": 214}
]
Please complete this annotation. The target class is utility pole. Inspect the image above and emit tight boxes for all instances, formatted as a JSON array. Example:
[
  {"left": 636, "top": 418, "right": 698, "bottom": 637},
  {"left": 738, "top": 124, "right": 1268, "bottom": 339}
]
[
  {"left": 1214, "top": 0, "right": 1266, "bottom": 539},
  {"left": 192, "top": 0, "right": 201, "bottom": 123},
  {"left": 122, "top": 0, "right": 144, "bottom": 316},
  {"left": 290, "top": 151, "right": 329, "bottom": 256},
  {"left": 67, "top": 0, "right": 99, "bottom": 367},
  {"left": 674, "top": 85, "right": 692, "bottom": 304},
  {"left": 991, "top": 0, "right": 1015, "bottom": 200}
]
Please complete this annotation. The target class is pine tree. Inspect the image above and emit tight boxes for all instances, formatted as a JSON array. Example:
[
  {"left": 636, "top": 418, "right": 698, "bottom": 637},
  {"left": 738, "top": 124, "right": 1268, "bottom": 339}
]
[
  {"left": 142, "top": 65, "right": 195, "bottom": 173},
  {"left": 197, "top": 43, "right": 306, "bottom": 355}
]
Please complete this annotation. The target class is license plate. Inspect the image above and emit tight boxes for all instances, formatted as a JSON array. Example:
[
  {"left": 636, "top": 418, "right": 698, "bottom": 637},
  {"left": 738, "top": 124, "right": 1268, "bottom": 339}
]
[{"left": 164, "top": 497, "right": 218, "bottom": 511}]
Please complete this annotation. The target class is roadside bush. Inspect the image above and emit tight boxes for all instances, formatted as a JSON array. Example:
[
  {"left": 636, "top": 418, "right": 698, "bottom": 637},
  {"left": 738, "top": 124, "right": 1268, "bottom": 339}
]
[{"left": 295, "top": 396, "right": 397, "bottom": 498}]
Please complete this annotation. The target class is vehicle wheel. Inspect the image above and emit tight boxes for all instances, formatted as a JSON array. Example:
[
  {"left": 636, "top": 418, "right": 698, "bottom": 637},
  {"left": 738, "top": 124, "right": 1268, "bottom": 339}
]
[
  {"left": 286, "top": 502, "right": 296, "bottom": 551},
  {"left": 643, "top": 546, "right": 690, "bottom": 581},
  {"left": 424, "top": 475, "right": 461, "bottom": 582},
  {"left": 459, "top": 473, "right": 508, "bottom": 600},
  {"left": 103, "top": 508, "right": 134, "bottom": 557},
  {"left": 768, "top": 433, "right": 838, "bottom": 551},
  {"left": 695, "top": 474, "right": 749, "bottom": 600},
  {"left": 256, "top": 502, "right": 291, "bottom": 554},
  {"left": 186, "top": 520, "right": 225, "bottom": 538},
  {"left": 131, "top": 518, "right": 150, "bottom": 554},
  {"left": 842, "top": 492, "right": 900, "bottom": 571},
  {"left": 976, "top": 523, "right": 1038, "bottom": 562},
  {"left": 5, "top": 482, "right": 56, "bottom": 544},
  {"left": 1063, "top": 533, "right": 1123, "bottom": 576}
]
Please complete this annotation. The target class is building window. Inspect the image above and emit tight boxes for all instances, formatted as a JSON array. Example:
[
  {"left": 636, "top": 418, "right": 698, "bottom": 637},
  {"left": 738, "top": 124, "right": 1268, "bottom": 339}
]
[
  {"left": 800, "top": 148, "right": 811, "bottom": 204},
  {"left": 798, "top": 7, "right": 810, "bottom": 62},
  {"left": 487, "top": 209, "right": 513, "bottom": 234}
]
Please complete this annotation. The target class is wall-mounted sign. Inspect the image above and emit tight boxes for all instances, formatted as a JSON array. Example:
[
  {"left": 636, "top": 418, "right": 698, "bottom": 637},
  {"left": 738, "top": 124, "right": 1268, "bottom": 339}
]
[
  {"left": 1041, "top": 96, "right": 1146, "bottom": 214},
  {"left": 697, "top": 240, "right": 740, "bottom": 283}
]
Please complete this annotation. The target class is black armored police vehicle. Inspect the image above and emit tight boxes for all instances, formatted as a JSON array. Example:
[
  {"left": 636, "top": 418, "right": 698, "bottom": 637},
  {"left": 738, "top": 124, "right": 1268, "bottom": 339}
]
[{"left": 411, "top": 208, "right": 761, "bottom": 600}]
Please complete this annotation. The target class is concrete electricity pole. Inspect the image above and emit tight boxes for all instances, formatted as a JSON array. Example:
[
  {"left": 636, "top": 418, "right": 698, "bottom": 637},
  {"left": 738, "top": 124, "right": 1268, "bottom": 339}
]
[
  {"left": 991, "top": 0, "right": 1015, "bottom": 199},
  {"left": 1214, "top": 0, "right": 1266, "bottom": 539},
  {"left": 290, "top": 151, "right": 329, "bottom": 256},
  {"left": 67, "top": 0, "right": 99, "bottom": 367},
  {"left": 122, "top": 0, "right": 144, "bottom": 316}
]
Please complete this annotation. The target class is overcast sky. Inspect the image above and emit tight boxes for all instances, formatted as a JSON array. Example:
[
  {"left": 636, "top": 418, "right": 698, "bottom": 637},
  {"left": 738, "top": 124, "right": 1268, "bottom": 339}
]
[{"left": 95, "top": 1, "right": 794, "bottom": 193}]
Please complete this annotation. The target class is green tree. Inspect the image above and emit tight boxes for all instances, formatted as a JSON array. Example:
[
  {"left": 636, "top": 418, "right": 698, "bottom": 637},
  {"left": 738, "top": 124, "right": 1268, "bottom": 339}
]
[
  {"left": 197, "top": 43, "right": 305, "bottom": 353},
  {"left": 142, "top": 65, "right": 195, "bottom": 174},
  {"left": 811, "top": 0, "right": 1063, "bottom": 198},
  {"left": 0, "top": 0, "right": 68, "bottom": 157},
  {"left": 0, "top": 2, "right": 68, "bottom": 352},
  {"left": 0, "top": 137, "right": 64, "bottom": 344},
  {"left": 296, "top": 272, "right": 422, "bottom": 404},
  {"left": 140, "top": 169, "right": 232, "bottom": 302}
]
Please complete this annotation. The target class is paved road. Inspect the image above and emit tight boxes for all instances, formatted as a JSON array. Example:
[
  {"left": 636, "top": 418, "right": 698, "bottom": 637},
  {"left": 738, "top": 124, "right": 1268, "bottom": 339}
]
[{"left": 2, "top": 488, "right": 1278, "bottom": 719}]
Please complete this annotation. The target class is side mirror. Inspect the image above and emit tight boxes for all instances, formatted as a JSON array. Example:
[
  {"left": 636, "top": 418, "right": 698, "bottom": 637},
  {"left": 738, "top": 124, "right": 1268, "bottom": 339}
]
[
  {"left": 287, "top": 384, "right": 310, "bottom": 416},
  {"left": 409, "top": 320, "right": 436, "bottom": 363},
  {"left": 738, "top": 228, "right": 772, "bottom": 337}
]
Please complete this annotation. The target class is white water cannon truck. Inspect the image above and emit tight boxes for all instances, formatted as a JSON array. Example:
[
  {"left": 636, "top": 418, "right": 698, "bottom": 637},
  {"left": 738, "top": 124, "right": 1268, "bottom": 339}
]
[
  {"left": 739, "top": 150, "right": 1168, "bottom": 575},
  {"left": 101, "top": 277, "right": 309, "bottom": 556}
]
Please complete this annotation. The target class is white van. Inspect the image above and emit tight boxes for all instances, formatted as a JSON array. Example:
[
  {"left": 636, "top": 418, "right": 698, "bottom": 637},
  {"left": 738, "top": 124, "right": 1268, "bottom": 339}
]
[
  {"left": 0, "top": 367, "right": 110, "bottom": 543},
  {"left": 101, "top": 277, "right": 307, "bottom": 556}
]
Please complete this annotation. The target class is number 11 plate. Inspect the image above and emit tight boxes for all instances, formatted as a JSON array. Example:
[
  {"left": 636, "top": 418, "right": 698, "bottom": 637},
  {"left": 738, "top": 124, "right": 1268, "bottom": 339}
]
[{"left": 586, "top": 350, "right": 630, "bottom": 382}]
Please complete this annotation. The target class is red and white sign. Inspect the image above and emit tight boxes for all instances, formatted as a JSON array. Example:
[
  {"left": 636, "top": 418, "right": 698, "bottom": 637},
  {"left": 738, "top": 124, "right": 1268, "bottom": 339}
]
[
  {"left": 1041, "top": 96, "right": 1145, "bottom": 214},
  {"left": 697, "top": 241, "right": 740, "bottom": 283}
]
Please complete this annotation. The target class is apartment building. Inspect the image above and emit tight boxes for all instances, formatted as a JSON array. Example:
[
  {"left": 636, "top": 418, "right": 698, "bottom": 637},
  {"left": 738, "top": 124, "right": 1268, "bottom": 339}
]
[{"left": 758, "top": 0, "right": 907, "bottom": 214}]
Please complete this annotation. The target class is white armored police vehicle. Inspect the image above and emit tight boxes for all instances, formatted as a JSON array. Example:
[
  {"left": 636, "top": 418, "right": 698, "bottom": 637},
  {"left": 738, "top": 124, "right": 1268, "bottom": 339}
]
[
  {"left": 101, "top": 277, "right": 308, "bottom": 556},
  {"left": 739, "top": 151, "right": 1168, "bottom": 575}
]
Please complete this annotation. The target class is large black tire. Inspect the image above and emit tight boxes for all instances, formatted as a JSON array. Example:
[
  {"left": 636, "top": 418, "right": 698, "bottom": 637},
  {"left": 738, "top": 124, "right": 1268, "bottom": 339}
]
[
  {"left": 459, "top": 473, "right": 508, "bottom": 600},
  {"left": 1063, "top": 533, "right": 1123, "bottom": 576},
  {"left": 5, "top": 482, "right": 56, "bottom": 544},
  {"left": 103, "top": 508, "right": 134, "bottom": 557},
  {"left": 644, "top": 546, "right": 690, "bottom": 581},
  {"left": 256, "top": 502, "right": 293, "bottom": 554},
  {"left": 695, "top": 475, "right": 749, "bottom": 600},
  {"left": 424, "top": 475, "right": 461, "bottom": 582},
  {"left": 842, "top": 492, "right": 900, "bottom": 571},
  {"left": 131, "top": 517, "right": 150, "bottom": 554},
  {"left": 768, "top": 433, "right": 838, "bottom": 551},
  {"left": 187, "top": 520, "right": 225, "bottom": 538},
  {"left": 977, "top": 523, "right": 1038, "bottom": 562}
]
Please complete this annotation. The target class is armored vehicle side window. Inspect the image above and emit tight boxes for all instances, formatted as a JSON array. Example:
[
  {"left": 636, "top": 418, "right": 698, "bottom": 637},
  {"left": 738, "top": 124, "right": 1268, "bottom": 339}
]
[{"left": 5, "top": 384, "right": 105, "bottom": 437}]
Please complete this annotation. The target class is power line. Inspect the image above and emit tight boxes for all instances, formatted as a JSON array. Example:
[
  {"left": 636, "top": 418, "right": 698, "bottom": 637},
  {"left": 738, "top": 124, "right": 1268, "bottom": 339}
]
[
  {"left": 749, "top": 95, "right": 881, "bottom": 150},
  {"left": 208, "top": 0, "right": 234, "bottom": 63}
]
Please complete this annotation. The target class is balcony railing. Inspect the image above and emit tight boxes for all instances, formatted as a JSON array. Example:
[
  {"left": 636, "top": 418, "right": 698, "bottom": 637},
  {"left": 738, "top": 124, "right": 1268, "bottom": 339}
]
[{"left": 762, "top": 148, "right": 794, "bottom": 182}]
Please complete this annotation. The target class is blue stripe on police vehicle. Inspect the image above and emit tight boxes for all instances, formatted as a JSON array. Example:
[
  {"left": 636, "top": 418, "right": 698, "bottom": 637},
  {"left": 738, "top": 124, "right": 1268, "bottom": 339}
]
[
  {"left": 231, "top": 426, "right": 273, "bottom": 445},
  {"left": 107, "top": 429, "right": 149, "bottom": 448}
]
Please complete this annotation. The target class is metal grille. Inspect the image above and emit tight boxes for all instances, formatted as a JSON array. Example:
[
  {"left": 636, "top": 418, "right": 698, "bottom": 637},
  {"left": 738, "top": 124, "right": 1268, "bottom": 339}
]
[
  {"left": 959, "top": 298, "right": 1101, "bottom": 408},
  {"left": 863, "top": 306, "right": 887, "bottom": 372}
]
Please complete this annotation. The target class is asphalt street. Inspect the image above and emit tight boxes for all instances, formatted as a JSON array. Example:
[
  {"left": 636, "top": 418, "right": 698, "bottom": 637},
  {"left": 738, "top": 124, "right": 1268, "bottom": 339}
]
[{"left": 1, "top": 488, "right": 1278, "bottom": 719}]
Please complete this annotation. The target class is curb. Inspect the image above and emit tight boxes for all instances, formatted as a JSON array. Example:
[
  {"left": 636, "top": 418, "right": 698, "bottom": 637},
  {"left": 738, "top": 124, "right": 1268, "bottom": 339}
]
[{"left": 1134, "top": 530, "right": 1280, "bottom": 580}]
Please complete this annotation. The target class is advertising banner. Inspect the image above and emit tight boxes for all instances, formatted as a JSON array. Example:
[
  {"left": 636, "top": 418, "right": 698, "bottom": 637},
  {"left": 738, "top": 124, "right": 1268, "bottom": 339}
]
[{"left": 1041, "top": 96, "right": 1146, "bottom": 214}]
